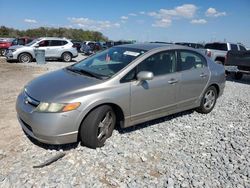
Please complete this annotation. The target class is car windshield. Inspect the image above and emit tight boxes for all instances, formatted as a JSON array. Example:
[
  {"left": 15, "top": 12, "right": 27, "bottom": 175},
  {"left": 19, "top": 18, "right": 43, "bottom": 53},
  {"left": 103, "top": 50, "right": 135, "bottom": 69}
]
[
  {"left": 69, "top": 47, "right": 146, "bottom": 78},
  {"left": 25, "top": 39, "right": 38, "bottom": 46}
]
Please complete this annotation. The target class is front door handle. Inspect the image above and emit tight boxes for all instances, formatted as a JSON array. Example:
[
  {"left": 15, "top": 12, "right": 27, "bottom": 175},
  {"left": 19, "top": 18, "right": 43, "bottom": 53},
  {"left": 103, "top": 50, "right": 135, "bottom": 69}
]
[
  {"left": 200, "top": 73, "right": 207, "bottom": 78},
  {"left": 168, "top": 78, "right": 178, "bottom": 84}
]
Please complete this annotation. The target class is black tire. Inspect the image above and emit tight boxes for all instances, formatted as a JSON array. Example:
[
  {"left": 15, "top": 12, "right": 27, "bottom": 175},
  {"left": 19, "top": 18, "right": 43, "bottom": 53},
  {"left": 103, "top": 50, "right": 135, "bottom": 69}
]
[
  {"left": 233, "top": 72, "right": 243, "bottom": 80},
  {"left": 0, "top": 49, "right": 6, "bottom": 56},
  {"left": 196, "top": 86, "right": 217, "bottom": 114},
  {"left": 18, "top": 53, "right": 32, "bottom": 63},
  {"left": 62, "top": 52, "right": 72, "bottom": 62},
  {"left": 80, "top": 105, "right": 116, "bottom": 149}
]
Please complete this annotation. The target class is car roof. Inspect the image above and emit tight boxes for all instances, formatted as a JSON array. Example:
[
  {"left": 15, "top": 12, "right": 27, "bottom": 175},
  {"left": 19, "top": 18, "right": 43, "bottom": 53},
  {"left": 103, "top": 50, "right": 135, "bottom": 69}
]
[
  {"left": 117, "top": 43, "right": 194, "bottom": 51},
  {"left": 38, "top": 37, "right": 69, "bottom": 41}
]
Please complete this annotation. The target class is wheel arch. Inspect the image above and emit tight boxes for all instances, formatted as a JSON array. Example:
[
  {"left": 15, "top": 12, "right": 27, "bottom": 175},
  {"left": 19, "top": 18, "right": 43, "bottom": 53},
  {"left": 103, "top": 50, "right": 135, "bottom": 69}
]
[
  {"left": 18, "top": 52, "right": 34, "bottom": 60},
  {"left": 77, "top": 102, "right": 125, "bottom": 141}
]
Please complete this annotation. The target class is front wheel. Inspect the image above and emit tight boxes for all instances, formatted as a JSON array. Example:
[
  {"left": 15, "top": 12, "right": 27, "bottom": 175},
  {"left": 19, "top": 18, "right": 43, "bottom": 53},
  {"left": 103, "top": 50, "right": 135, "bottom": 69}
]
[
  {"left": 80, "top": 105, "right": 116, "bottom": 149},
  {"left": 18, "top": 53, "right": 32, "bottom": 63},
  {"left": 196, "top": 86, "right": 217, "bottom": 114},
  {"left": 62, "top": 52, "right": 72, "bottom": 62}
]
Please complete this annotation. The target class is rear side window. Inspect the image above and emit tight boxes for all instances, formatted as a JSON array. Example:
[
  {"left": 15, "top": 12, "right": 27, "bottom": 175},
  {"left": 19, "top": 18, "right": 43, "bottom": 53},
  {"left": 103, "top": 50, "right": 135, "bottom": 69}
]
[
  {"left": 50, "top": 40, "right": 64, "bottom": 46},
  {"left": 230, "top": 44, "right": 238, "bottom": 51},
  {"left": 204, "top": 43, "right": 227, "bottom": 51},
  {"left": 239, "top": 45, "right": 247, "bottom": 51},
  {"left": 62, "top": 41, "right": 68, "bottom": 45},
  {"left": 179, "top": 50, "right": 207, "bottom": 71}
]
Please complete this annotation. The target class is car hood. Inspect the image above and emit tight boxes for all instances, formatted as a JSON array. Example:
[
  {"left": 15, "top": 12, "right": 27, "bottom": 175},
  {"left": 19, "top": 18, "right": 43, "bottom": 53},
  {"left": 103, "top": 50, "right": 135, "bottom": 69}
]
[
  {"left": 25, "top": 68, "right": 104, "bottom": 102},
  {"left": 9, "top": 45, "right": 25, "bottom": 50}
]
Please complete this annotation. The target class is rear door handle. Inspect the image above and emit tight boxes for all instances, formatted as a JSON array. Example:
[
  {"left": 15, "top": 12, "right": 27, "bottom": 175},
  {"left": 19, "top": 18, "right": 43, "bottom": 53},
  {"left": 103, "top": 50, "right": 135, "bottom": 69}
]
[
  {"left": 200, "top": 73, "right": 207, "bottom": 78},
  {"left": 168, "top": 78, "right": 178, "bottom": 84}
]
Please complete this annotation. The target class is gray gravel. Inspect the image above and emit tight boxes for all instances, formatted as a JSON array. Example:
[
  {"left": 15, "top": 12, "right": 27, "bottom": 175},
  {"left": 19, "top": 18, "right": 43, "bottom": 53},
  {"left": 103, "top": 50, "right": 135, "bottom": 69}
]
[{"left": 0, "top": 59, "right": 250, "bottom": 187}]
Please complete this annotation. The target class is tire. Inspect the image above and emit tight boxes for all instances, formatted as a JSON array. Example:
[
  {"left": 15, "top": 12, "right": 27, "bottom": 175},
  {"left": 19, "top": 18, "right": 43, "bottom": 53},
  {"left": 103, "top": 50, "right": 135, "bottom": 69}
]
[
  {"left": 18, "top": 53, "right": 32, "bottom": 63},
  {"left": 233, "top": 72, "right": 243, "bottom": 80},
  {"left": 80, "top": 105, "right": 116, "bottom": 149},
  {"left": 0, "top": 49, "right": 6, "bottom": 56},
  {"left": 196, "top": 86, "right": 217, "bottom": 114},
  {"left": 62, "top": 52, "right": 72, "bottom": 62}
]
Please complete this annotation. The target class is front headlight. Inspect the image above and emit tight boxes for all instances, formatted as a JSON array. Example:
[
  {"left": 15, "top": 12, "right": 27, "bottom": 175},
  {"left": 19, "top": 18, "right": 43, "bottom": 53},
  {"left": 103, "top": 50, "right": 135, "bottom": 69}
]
[
  {"left": 10, "top": 49, "right": 16, "bottom": 52},
  {"left": 36, "top": 102, "right": 81, "bottom": 113}
]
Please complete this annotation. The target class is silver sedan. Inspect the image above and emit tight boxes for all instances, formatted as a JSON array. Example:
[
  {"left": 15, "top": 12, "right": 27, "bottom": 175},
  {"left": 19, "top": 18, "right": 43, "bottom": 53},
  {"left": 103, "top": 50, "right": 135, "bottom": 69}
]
[{"left": 16, "top": 43, "right": 226, "bottom": 148}]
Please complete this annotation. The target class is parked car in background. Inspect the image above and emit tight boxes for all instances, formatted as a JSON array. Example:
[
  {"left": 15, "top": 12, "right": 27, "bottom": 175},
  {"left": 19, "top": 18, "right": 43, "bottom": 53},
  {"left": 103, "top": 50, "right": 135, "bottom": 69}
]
[
  {"left": 71, "top": 40, "right": 82, "bottom": 52},
  {"left": 204, "top": 42, "right": 247, "bottom": 65},
  {"left": 0, "top": 38, "right": 14, "bottom": 56},
  {"left": 225, "top": 50, "right": 250, "bottom": 80},
  {"left": 175, "top": 42, "right": 204, "bottom": 49},
  {"left": 80, "top": 43, "right": 92, "bottom": 55},
  {"left": 6, "top": 37, "right": 78, "bottom": 63},
  {"left": 16, "top": 43, "right": 225, "bottom": 148},
  {"left": 0, "top": 37, "right": 33, "bottom": 56}
]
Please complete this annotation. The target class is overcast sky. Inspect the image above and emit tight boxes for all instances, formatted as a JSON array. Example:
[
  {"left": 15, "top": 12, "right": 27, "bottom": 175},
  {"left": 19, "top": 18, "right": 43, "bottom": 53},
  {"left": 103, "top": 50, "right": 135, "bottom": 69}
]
[{"left": 1, "top": 0, "right": 250, "bottom": 46}]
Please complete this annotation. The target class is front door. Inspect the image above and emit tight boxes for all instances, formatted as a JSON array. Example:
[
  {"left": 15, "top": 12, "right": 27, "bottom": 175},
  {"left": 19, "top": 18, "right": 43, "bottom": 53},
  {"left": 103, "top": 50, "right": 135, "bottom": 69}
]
[{"left": 130, "top": 50, "right": 180, "bottom": 124}]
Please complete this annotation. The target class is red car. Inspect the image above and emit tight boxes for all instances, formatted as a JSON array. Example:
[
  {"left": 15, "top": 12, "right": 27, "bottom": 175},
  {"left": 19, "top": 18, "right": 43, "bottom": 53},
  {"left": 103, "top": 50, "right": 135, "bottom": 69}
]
[{"left": 0, "top": 37, "right": 33, "bottom": 56}]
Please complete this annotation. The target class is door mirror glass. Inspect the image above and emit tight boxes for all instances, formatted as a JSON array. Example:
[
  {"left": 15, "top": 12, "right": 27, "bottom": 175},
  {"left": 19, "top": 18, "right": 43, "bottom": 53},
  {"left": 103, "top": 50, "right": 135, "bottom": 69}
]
[{"left": 137, "top": 71, "right": 154, "bottom": 81}]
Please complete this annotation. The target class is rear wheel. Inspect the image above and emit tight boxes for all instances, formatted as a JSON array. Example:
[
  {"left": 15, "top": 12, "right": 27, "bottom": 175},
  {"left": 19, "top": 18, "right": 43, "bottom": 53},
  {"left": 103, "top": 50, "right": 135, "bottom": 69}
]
[
  {"left": 196, "top": 86, "right": 217, "bottom": 114},
  {"left": 80, "top": 105, "right": 116, "bottom": 149},
  {"left": 18, "top": 53, "right": 32, "bottom": 63},
  {"left": 62, "top": 52, "right": 72, "bottom": 62},
  {"left": 233, "top": 72, "right": 243, "bottom": 80}
]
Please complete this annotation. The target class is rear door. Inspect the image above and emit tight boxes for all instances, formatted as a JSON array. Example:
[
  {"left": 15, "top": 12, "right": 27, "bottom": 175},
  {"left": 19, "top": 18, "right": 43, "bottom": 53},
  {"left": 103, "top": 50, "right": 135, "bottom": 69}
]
[
  {"left": 177, "top": 50, "right": 209, "bottom": 108},
  {"left": 48, "top": 40, "right": 65, "bottom": 57}
]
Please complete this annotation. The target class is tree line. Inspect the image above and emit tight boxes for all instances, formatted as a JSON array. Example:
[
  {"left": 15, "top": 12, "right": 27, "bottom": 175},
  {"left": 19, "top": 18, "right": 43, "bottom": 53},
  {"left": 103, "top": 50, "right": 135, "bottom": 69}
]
[{"left": 0, "top": 26, "right": 108, "bottom": 41}]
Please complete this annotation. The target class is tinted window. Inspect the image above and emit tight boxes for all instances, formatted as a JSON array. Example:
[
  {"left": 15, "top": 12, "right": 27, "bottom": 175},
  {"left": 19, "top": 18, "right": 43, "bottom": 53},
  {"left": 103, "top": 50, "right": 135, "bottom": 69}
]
[
  {"left": 204, "top": 43, "right": 227, "bottom": 51},
  {"left": 138, "top": 51, "right": 176, "bottom": 76},
  {"left": 179, "top": 51, "right": 206, "bottom": 71},
  {"left": 50, "top": 40, "right": 63, "bottom": 46},
  {"left": 39, "top": 40, "right": 49, "bottom": 47},
  {"left": 239, "top": 45, "right": 247, "bottom": 51},
  {"left": 230, "top": 44, "right": 238, "bottom": 51},
  {"left": 62, "top": 41, "right": 68, "bottom": 45},
  {"left": 18, "top": 39, "right": 25, "bottom": 45},
  {"left": 27, "top": 39, "right": 33, "bottom": 44}
]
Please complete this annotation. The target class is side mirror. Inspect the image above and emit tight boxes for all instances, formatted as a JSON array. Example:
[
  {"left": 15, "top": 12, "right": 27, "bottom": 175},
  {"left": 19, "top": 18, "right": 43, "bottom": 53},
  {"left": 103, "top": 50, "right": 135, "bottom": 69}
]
[
  {"left": 34, "top": 44, "right": 39, "bottom": 48},
  {"left": 137, "top": 71, "right": 154, "bottom": 81}
]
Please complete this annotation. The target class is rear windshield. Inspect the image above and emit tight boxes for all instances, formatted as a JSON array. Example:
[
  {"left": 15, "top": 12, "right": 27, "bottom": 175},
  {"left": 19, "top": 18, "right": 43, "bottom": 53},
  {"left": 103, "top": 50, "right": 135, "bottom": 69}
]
[{"left": 204, "top": 43, "right": 228, "bottom": 51}]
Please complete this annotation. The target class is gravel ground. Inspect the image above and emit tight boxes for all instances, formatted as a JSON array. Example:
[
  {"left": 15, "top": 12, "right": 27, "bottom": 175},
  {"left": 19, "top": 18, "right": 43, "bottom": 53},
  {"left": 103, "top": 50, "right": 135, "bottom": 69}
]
[{"left": 0, "top": 57, "right": 249, "bottom": 187}]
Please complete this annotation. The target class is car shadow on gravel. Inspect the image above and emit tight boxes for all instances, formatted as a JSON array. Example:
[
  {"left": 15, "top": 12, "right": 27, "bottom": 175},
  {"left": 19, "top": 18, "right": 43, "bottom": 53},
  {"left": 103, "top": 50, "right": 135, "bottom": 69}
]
[
  {"left": 226, "top": 75, "right": 250, "bottom": 85},
  {"left": 116, "top": 109, "right": 194, "bottom": 134},
  {"left": 23, "top": 131, "right": 79, "bottom": 151}
]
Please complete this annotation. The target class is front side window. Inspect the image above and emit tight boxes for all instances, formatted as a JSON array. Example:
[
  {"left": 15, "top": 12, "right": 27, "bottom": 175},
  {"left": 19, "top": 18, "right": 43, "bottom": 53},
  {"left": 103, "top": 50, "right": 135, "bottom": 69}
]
[
  {"left": 137, "top": 51, "right": 176, "bottom": 76},
  {"left": 38, "top": 40, "right": 49, "bottom": 47},
  {"left": 179, "top": 51, "right": 206, "bottom": 71}
]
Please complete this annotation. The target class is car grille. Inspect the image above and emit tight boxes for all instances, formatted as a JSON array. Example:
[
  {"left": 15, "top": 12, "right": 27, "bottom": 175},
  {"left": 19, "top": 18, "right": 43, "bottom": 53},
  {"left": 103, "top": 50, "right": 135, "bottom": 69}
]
[{"left": 20, "top": 118, "right": 33, "bottom": 132}]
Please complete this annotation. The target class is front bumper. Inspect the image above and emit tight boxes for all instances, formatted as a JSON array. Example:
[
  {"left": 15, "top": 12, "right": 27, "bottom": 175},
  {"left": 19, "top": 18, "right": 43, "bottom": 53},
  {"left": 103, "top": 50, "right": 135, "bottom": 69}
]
[
  {"left": 5, "top": 50, "right": 18, "bottom": 60},
  {"left": 16, "top": 91, "right": 80, "bottom": 145}
]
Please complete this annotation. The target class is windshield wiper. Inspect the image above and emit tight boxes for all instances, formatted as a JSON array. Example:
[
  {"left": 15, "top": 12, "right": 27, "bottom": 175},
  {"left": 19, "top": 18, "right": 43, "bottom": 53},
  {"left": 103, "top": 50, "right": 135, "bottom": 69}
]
[{"left": 66, "top": 66, "right": 107, "bottom": 79}]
